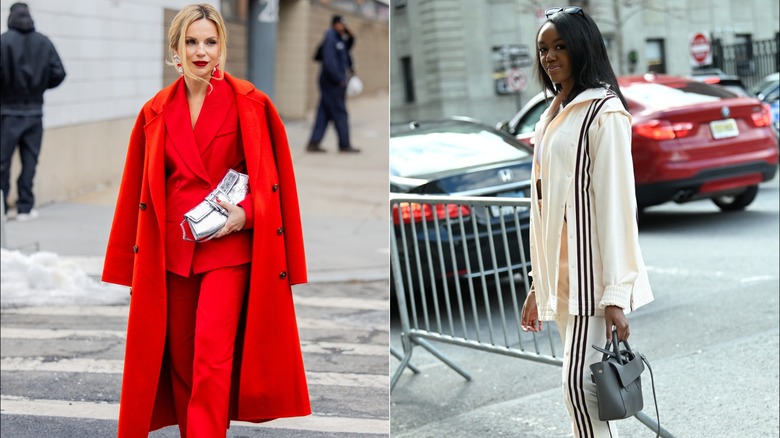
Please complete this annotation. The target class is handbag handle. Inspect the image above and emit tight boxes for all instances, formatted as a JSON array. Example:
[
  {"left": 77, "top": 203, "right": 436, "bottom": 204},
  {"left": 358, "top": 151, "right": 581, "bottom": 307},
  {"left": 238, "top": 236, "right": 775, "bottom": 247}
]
[{"left": 593, "top": 328, "right": 633, "bottom": 364}]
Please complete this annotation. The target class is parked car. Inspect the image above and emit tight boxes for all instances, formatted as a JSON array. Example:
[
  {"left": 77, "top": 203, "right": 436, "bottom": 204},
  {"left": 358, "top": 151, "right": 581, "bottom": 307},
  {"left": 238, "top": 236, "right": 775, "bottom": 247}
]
[
  {"left": 390, "top": 117, "right": 533, "bottom": 289},
  {"left": 499, "top": 73, "right": 779, "bottom": 212},
  {"left": 750, "top": 73, "right": 779, "bottom": 135},
  {"left": 689, "top": 68, "right": 750, "bottom": 96}
]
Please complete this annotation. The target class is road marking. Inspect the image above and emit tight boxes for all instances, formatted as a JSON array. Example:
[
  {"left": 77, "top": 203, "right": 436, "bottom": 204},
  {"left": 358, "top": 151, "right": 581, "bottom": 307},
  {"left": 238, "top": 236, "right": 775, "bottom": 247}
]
[
  {"left": 739, "top": 275, "right": 776, "bottom": 283},
  {"left": 0, "top": 357, "right": 388, "bottom": 388},
  {"left": 0, "top": 328, "right": 126, "bottom": 339},
  {"left": 0, "top": 329, "right": 386, "bottom": 356},
  {"left": 646, "top": 266, "right": 777, "bottom": 283},
  {"left": 2, "top": 295, "right": 389, "bottom": 315},
  {"left": 0, "top": 396, "right": 388, "bottom": 434},
  {"left": 2, "top": 306, "right": 129, "bottom": 317},
  {"left": 1, "top": 306, "right": 387, "bottom": 332},
  {"left": 293, "top": 295, "right": 387, "bottom": 310}
]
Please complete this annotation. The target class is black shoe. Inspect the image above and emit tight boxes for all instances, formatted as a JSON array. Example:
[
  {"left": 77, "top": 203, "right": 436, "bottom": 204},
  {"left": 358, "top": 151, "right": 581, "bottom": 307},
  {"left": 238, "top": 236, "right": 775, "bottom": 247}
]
[
  {"left": 339, "top": 146, "right": 361, "bottom": 153},
  {"left": 306, "top": 143, "right": 327, "bottom": 153}
]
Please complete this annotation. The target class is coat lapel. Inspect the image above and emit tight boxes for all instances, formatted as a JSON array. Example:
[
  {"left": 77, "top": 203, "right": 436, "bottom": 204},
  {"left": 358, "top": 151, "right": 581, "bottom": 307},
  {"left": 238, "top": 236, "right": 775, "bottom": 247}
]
[
  {"left": 231, "top": 78, "right": 263, "bottom": 181},
  {"left": 162, "top": 80, "right": 211, "bottom": 184}
]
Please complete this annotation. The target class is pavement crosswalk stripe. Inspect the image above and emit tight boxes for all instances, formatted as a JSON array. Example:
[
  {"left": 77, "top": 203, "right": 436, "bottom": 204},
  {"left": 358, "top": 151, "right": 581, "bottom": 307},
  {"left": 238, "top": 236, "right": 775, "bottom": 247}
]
[
  {"left": 293, "top": 295, "right": 388, "bottom": 310},
  {"left": 0, "top": 357, "right": 388, "bottom": 388},
  {"left": 0, "top": 329, "right": 387, "bottom": 356},
  {"left": 2, "top": 306, "right": 129, "bottom": 317},
  {"left": 1, "top": 306, "right": 387, "bottom": 332},
  {"left": 2, "top": 294, "right": 388, "bottom": 315},
  {"left": 1, "top": 328, "right": 126, "bottom": 339},
  {"left": 0, "top": 396, "right": 388, "bottom": 434}
]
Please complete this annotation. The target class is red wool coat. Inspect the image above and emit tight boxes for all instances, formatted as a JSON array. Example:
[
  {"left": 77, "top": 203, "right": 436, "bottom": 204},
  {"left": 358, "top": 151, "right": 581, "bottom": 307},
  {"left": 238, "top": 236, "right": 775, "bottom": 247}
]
[{"left": 102, "top": 74, "right": 310, "bottom": 436}]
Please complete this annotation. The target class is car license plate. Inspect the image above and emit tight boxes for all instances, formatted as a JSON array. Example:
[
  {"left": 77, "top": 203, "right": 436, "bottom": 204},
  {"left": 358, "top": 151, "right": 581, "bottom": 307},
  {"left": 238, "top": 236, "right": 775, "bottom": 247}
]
[
  {"left": 709, "top": 118, "right": 738, "bottom": 139},
  {"left": 490, "top": 191, "right": 528, "bottom": 217}
]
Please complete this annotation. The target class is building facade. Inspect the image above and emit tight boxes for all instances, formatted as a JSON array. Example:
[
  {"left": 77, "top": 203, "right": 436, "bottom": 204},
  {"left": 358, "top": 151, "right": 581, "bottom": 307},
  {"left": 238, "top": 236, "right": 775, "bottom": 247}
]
[
  {"left": 1, "top": 0, "right": 388, "bottom": 206},
  {"left": 390, "top": 0, "right": 780, "bottom": 124}
]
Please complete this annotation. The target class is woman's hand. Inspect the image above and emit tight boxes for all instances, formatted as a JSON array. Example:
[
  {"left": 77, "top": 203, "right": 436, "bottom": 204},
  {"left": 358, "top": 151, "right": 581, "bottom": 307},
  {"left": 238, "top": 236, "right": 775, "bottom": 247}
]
[
  {"left": 605, "top": 305, "right": 629, "bottom": 342},
  {"left": 521, "top": 291, "right": 543, "bottom": 332},
  {"left": 214, "top": 198, "right": 247, "bottom": 239}
]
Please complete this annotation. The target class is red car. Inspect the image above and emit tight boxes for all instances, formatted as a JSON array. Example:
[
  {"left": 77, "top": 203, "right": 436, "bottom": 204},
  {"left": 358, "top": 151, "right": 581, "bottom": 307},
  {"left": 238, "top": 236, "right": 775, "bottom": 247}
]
[{"left": 500, "top": 73, "right": 778, "bottom": 211}]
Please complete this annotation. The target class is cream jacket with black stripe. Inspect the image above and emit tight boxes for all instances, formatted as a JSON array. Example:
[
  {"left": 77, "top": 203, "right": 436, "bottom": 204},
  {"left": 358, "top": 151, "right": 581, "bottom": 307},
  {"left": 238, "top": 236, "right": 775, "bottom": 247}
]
[{"left": 529, "top": 87, "right": 653, "bottom": 321}]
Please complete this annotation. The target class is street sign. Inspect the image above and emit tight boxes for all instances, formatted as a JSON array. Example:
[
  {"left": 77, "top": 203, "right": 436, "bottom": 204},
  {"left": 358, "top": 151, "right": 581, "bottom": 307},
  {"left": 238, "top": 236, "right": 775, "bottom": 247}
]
[
  {"left": 492, "top": 45, "right": 530, "bottom": 95},
  {"left": 506, "top": 68, "right": 527, "bottom": 93},
  {"left": 690, "top": 32, "right": 712, "bottom": 66}
]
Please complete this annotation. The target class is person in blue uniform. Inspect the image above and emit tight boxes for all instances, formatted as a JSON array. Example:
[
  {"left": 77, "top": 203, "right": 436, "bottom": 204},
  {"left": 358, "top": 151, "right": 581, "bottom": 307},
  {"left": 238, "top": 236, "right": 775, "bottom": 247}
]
[{"left": 306, "top": 15, "right": 360, "bottom": 153}]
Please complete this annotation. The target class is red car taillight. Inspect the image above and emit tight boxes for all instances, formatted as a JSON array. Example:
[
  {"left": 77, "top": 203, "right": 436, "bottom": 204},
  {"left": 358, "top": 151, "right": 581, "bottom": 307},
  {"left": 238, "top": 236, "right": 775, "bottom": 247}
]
[
  {"left": 750, "top": 103, "right": 772, "bottom": 127},
  {"left": 634, "top": 120, "right": 694, "bottom": 140},
  {"left": 392, "top": 202, "right": 470, "bottom": 225}
]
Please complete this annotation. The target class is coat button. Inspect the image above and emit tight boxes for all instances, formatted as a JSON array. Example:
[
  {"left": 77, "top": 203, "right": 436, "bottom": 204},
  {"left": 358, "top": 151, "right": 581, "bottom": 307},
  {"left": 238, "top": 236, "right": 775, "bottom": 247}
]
[
  {"left": 201, "top": 182, "right": 209, "bottom": 189},
  {"left": 277, "top": 227, "right": 284, "bottom": 235},
  {"left": 279, "top": 271, "right": 287, "bottom": 279},
  {"left": 133, "top": 245, "right": 139, "bottom": 253},
  {"left": 139, "top": 202, "right": 146, "bottom": 210},
  {"left": 272, "top": 184, "right": 279, "bottom": 192}
]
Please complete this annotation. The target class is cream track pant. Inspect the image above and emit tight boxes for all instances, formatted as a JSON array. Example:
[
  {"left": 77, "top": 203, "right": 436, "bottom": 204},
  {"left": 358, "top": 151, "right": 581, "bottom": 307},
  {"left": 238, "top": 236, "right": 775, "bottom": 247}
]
[{"left": 553, "top": 220, "right": 618, "bottom": 438}]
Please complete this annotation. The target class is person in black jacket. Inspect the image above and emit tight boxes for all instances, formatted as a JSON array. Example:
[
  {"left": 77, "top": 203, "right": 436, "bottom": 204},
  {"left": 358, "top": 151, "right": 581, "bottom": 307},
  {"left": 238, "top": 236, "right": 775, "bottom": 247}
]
[
  {"left": 306, "top": 15, "right": 359, "bottom": 153},
  {"left": 1, "top": 2, "right": 66, "bottom": 221}
]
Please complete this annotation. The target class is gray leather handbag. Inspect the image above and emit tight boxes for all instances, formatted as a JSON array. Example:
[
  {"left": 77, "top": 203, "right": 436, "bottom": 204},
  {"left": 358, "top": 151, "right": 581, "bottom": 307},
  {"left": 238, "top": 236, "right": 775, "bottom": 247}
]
[
  {"left": 590, "top": 329, "right": 660, "bottom": 435},
  {"left": 180, "top": 169, "right": 249, "bottom": 242}
]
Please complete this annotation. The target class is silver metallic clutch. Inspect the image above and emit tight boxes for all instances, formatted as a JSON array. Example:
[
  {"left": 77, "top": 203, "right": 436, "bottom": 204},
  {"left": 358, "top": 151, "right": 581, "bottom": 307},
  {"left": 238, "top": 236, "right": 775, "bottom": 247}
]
[{"left": 180, "top": 169, "right": 249, "bottom": 242}]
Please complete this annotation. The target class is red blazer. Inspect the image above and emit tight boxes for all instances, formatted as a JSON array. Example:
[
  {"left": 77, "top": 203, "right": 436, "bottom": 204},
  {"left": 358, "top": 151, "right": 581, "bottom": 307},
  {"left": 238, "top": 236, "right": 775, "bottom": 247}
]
[
  {"left": 102, "top": 74, "right": 310, "bottom": 436},
  {"left": 163, "top": 77, "right": 253, "bottom": 276}
]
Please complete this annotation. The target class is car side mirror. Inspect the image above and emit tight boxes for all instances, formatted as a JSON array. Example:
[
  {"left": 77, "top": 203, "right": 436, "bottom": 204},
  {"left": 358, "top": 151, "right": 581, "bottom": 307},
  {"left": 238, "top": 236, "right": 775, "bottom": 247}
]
[{"left": 495, "top": 120, "right": 510, "bottom": 133}]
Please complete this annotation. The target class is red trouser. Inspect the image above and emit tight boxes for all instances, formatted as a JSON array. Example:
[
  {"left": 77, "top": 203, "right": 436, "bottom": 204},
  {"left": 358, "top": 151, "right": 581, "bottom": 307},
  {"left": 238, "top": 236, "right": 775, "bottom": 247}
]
[{"left": 166, "top": 264, "right": 250, "bottom": 438}]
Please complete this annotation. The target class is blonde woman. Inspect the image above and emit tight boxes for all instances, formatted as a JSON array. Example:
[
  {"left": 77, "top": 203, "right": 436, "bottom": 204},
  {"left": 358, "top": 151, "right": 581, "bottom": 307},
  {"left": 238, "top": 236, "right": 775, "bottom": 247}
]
[{"left": 102, "top": 4, "right": 310, "bottom": 436}]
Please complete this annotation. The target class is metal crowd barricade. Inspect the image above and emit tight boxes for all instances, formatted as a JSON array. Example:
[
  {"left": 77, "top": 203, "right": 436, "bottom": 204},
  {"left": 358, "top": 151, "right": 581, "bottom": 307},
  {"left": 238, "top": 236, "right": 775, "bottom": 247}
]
[{"left": 390, "top": 193, "right": 673, "bottom": 437}]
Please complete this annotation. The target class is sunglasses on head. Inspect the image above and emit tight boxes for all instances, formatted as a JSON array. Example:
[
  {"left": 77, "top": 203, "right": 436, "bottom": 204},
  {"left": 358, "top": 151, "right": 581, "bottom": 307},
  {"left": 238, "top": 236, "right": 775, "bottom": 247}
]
[{"left": 545, "top": 6, "right": 584, "bottom": 18}]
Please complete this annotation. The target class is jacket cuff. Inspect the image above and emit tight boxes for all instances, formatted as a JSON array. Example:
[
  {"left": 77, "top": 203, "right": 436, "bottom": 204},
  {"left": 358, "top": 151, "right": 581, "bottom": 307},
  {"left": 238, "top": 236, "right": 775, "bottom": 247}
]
[
  {"left": 237, "top": 194, "right": 254, "bottom": 230},
  {"left": 598, "top": 284, "right": 631, "bottom": 310}
]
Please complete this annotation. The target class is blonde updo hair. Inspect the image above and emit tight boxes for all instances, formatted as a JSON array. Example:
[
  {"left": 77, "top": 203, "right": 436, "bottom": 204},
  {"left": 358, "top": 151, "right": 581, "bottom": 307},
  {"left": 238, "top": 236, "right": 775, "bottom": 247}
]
[{"left": 168, "top": 4, "right": 227, "bottom": 85}]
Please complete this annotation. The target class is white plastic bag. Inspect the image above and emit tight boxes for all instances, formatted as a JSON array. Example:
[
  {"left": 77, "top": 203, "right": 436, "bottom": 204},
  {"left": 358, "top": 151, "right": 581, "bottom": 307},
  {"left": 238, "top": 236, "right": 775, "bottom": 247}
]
[{"left": 347, "top": 75, "right": 363, "bottom": 97}]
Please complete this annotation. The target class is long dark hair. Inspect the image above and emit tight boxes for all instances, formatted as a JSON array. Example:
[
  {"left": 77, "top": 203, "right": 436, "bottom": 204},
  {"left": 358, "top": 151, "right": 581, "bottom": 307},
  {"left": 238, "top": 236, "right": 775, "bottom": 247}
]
[{"left": 533, "top": 10, "right": 628, "bottom": 110}]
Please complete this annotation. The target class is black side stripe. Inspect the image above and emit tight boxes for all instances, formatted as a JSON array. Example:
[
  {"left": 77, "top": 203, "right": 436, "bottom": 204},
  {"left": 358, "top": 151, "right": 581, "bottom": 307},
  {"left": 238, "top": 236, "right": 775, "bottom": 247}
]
[
  {"left": 568, "top": 317, "right": 595, "bottom": 437},
  {"left": 575, "top": 96, "right": 615, "bottom": 315},
  {"left": 574, "top": 100, "right": 598, "bottom": 315},
  {"left": 567, "top": 317, "right": 586, "bottom": 435}
]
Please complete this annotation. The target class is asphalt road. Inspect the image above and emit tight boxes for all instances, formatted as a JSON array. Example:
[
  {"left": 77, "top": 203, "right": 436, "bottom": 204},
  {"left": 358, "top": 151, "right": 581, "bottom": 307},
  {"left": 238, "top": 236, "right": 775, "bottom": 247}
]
[{"left": 390, "top": 175, "right": 780, "bottom": 438}]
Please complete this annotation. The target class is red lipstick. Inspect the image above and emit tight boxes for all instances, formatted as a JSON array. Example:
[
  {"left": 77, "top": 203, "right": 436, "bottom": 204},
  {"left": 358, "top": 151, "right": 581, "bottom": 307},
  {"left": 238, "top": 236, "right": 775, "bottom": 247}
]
[{"left": 193, "top": 61, "right": 209, "bottom": 67}]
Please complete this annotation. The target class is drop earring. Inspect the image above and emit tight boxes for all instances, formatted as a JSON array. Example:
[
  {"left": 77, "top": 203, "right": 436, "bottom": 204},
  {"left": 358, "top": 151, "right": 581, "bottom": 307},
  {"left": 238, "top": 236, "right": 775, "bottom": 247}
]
[
  {"left": 212, "top": 62, "right": 220, "bottom": 76},
  {"left": 173, "top": 54, "right": 183, "bottom": 75}
]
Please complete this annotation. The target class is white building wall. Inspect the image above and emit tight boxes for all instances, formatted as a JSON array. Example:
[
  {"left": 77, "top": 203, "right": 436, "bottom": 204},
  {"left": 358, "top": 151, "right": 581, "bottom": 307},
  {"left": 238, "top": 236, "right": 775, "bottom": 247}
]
[{"left": 1, "top": 0, "right": 210, "bottom": 129}]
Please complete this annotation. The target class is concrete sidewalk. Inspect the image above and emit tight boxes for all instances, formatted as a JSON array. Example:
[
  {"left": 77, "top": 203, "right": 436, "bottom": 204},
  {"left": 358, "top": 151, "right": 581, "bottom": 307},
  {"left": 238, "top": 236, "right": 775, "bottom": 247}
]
[{"left": 1, "top": 91, "right": 389, "bottom": 284}]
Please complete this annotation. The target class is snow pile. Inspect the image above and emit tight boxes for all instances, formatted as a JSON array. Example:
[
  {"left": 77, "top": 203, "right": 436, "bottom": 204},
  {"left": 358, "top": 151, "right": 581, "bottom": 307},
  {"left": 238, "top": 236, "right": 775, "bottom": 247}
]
[{"left": 1, "top": 248, "right": 129, "bottom": 308}]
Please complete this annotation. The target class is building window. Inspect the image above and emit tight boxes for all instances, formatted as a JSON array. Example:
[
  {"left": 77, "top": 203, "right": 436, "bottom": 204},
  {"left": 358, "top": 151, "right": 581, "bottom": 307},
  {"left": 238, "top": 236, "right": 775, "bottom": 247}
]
[
  {"left": 735, "top": 33, "right": 755, "bottom": 76},
  {"left": 645, "top": 38, "right": 666, "bottom": 73},
  {"left": 401, "top": 56, "right": 415, "bottom": 103}
]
